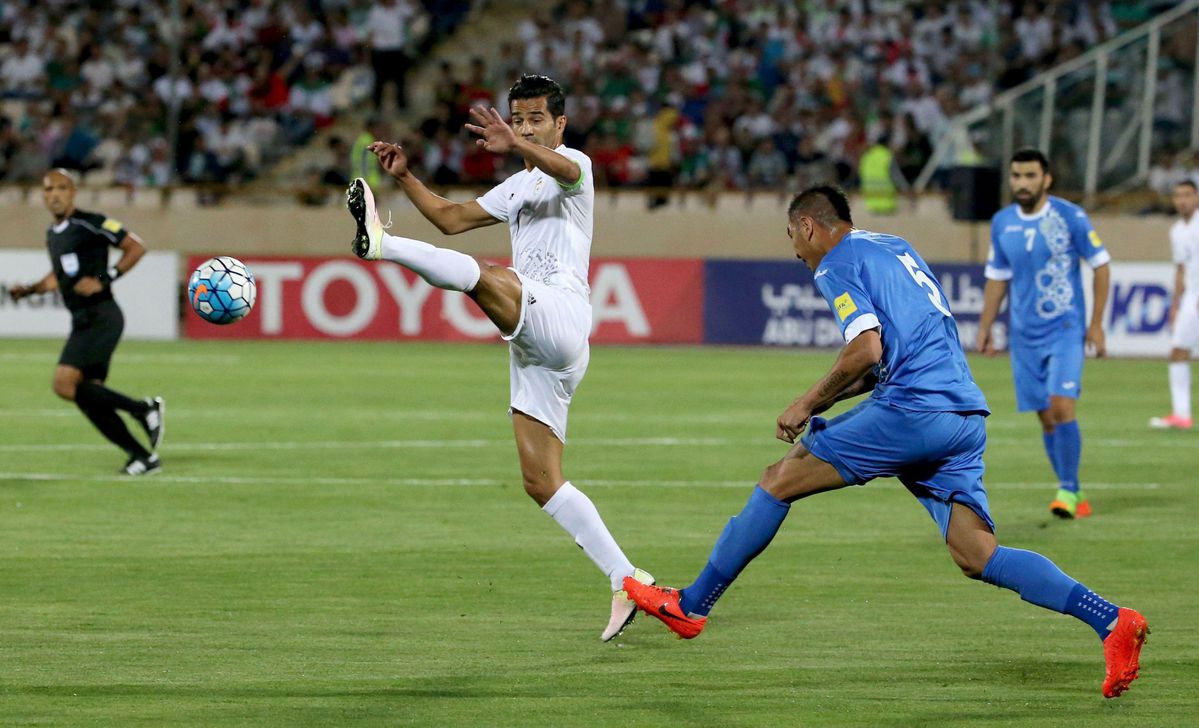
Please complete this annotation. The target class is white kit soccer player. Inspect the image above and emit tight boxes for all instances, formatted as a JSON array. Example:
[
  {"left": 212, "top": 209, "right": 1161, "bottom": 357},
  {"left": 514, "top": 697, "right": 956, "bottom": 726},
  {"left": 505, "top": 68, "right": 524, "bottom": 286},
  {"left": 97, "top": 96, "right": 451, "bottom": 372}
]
[
  {"left": 1151, "top": 180, "right": 1199, "bottom": 429},
  {"left": 345, "top": 75, "right": 650, "bottom": 640}
]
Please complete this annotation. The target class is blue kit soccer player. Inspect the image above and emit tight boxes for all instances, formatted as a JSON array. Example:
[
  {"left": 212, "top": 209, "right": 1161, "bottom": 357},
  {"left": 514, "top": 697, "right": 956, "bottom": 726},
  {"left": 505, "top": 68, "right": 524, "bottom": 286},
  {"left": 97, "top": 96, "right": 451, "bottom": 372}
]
[
  {"left": 978, "top": 149, "right": 1111, "bottom": 519},
  {"left": 623, "top": 186, "right": 1146, "bottom": 699}
]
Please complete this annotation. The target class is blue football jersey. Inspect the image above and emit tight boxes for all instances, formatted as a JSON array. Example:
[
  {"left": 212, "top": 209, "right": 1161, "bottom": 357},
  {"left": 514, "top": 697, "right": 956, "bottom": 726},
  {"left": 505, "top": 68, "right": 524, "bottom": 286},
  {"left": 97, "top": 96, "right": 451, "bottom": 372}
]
[
  {"left": 814, "top": 230, "right": 989, "bottom": 414},
  {"left": 986, "top": 196, "right": 1111, "bottom": 344}
]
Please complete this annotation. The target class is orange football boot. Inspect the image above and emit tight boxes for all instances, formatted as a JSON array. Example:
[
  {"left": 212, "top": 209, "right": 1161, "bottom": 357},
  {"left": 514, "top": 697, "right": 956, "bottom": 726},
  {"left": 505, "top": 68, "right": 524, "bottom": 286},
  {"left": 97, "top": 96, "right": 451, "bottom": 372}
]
[
  {"left": 1102, "top": 608, "right": 1149, "bottom": 699},
  {"left": 622, "top": 576, "right": 707, "bottom": 639}
]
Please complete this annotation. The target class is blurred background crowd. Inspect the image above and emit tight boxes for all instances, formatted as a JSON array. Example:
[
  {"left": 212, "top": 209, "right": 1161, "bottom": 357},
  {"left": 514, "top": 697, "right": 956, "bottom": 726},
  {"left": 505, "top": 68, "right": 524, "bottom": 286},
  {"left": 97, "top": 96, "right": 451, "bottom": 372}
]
[{"left": 0, "top": 0, "right": 1194, "bottom": 206}]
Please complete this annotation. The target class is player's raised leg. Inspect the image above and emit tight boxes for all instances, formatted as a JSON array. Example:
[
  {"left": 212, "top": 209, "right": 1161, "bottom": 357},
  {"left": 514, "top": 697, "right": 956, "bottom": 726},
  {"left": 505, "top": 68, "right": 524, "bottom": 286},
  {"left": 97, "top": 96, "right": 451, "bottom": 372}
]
[
  {"left": 347, "top": 178, "right": 483, "bottom": 292},
  {"left": 946, "top": 503, "right": 1148, "bottom": 698},
  {"left": 624, "top": 443, "right": 845, "bottom": 639},
  {"left": 512, "top": 412, "right": 649, "bottom": 640}
]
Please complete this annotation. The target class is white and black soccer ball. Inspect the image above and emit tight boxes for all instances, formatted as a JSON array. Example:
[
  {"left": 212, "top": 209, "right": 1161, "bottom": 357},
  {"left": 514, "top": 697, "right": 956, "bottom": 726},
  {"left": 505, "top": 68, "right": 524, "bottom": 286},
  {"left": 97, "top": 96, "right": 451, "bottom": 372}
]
[{"left": 187, "top": 256, "right": 256, "bottom": 325}]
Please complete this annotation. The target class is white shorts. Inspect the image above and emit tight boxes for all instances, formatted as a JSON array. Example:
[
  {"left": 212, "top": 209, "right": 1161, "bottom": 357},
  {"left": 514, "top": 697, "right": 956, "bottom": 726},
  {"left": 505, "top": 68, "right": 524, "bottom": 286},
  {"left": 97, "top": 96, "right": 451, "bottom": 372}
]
[
  {"left": 1172, "top": 292, "right": 1199, "bottom": 350},
  {"left": 503, "top": 273, "right": 591, "bottom": 442}
]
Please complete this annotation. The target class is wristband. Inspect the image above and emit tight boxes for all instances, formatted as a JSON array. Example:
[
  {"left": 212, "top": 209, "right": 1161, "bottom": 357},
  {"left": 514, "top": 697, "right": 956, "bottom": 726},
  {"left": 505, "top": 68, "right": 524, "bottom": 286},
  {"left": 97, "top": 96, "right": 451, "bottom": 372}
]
[{"left": 107, "top": 266, "right": 122, "bottom": 283}]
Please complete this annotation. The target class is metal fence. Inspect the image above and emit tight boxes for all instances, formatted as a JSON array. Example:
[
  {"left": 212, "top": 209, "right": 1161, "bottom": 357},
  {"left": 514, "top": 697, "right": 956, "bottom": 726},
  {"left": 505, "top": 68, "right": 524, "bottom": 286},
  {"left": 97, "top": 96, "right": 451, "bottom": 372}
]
[{"left": 917, "top": 0, "right": 1199, "bottom": 201}]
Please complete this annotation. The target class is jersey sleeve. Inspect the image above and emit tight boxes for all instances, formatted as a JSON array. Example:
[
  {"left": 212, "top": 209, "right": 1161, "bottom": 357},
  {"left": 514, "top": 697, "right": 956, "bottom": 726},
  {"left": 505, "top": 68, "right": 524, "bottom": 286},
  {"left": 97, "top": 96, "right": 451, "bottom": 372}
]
[
  {"left": 984, "top": 215, "right": 1012, "bottom": 281},
  {"left": 476, "top": 176, "right": 513, "bottom": 222},
  {"left": 815, "top": 259, "right": 880, "bottom": 344},
  {"left": 82, "top": 211, "right": 128, "bottom": 246},
  {"left": 1071, "top": 207, "right": 1111, "bottom": 268},
  {"left": 555, "top": 147, "right": 592, "bottom": 197}
]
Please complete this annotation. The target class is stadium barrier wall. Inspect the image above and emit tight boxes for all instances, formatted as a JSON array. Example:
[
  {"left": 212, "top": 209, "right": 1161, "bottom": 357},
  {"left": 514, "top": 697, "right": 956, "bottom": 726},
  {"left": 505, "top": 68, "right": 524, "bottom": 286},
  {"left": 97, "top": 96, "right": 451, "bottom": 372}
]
[
  {"left": 0, "top": 250, "right": 179, "bottom": 340},
  {"left": 175, "top": 255, "right": 1170, "bottom": 359},
  {"left": 182, "top": 256, "right": 705, "bottom": 344},
  {"left": 0, "top": 195, "right": 1176, "bottom": 264}
]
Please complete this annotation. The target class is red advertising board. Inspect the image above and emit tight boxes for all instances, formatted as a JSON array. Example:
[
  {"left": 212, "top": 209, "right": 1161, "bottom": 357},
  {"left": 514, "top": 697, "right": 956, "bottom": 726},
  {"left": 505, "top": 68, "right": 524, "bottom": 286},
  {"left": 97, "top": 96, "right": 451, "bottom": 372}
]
[{"left": 183, "top": 256, "right": 703, "bottom": 344}]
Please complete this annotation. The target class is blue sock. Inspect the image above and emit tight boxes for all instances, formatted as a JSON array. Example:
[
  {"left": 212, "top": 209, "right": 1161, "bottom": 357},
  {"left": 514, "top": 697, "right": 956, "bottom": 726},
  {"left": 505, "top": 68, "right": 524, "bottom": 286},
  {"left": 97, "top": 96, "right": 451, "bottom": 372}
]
[
  {"left": 679, "top": 486, "right": 790, "bottom": 617},
  {"left": 1042, "top": 432, "right": 1063, "bottom": 483},
  {"left": 1053, "top": 420, "right": 1082, "bottom": 493},
  {"left": 982, "top": 546, "right": 1119, "bottom": 640}
]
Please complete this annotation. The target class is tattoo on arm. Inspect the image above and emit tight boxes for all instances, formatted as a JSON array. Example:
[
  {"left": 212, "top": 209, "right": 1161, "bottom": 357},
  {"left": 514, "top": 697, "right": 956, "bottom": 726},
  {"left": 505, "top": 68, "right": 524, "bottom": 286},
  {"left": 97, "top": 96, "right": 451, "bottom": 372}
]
[{"left": 817, "top": 369, "right": 852, "bottom": 402}]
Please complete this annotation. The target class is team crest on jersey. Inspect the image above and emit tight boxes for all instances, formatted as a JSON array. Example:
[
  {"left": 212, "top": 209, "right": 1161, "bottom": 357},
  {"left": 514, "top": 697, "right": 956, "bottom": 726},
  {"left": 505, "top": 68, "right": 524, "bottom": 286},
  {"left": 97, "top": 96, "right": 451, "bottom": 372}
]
[
  {"left": 1088, "top": 230, "right": 1102, "bottom": 248},
  {"left": 60, "top": 252, "right": 79, "bottom": 277},
  {"left": 834, "top": 292, "right": 857, "bottom": 321},
  {"left": 101, "top": 218, "right": 123, "bottom": 233}
]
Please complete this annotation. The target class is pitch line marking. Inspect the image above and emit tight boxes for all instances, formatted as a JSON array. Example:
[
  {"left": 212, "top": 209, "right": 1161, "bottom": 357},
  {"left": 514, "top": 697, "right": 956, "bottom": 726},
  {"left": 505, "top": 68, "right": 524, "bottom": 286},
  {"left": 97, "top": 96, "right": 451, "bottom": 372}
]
[
  {"left": 0, "top": 472, "right": 1167, "bottom": 490},
  {"left": 0, "top": 434, "right": 1189, "bottom": 453}
]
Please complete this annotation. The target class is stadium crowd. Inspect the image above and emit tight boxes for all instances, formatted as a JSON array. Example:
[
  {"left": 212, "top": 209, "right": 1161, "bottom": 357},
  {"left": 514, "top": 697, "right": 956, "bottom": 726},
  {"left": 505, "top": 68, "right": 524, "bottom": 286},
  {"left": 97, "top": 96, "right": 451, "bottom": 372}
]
[
  {"left": 403, "top": 0, "right": 1186, "bottom": 198},
  {"left": 0, "top": 0, "right": 469, "bottom": 191},
  {"left": 0, "top": 0, "right": 1191, "bottom": 200}
]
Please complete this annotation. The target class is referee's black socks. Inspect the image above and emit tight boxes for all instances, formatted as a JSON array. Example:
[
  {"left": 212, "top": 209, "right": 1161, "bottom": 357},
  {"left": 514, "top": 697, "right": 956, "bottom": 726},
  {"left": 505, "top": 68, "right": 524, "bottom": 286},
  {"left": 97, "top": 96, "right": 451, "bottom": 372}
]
[
  {"left": 75, "top": 381, "right": 149, "bottom": 416},
  {"left": 76, "top": 403, "right": 151, "bottom": 459}
]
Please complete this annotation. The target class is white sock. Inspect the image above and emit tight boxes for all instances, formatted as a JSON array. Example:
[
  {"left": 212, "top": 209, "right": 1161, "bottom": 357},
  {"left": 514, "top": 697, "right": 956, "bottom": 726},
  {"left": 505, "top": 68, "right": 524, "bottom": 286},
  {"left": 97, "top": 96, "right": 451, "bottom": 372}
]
[
  {"left": 542, "top": 482, "right": 635, "bottom": 592},
  {"left": 380, "top": 233, "right": 481, "bottom": 291},
  {"left": 1169, "top": 361, "right": 1192, "bottom": 419}
]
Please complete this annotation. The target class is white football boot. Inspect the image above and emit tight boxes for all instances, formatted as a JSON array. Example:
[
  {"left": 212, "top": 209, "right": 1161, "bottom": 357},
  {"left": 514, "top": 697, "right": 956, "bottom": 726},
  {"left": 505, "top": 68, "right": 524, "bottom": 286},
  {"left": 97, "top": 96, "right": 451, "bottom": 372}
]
[
  {"left": 347, "top": 178, "right": 386, "bottom": 260},
  {"left": 601, "top": 567, "right": 654, "bottom": 642}
]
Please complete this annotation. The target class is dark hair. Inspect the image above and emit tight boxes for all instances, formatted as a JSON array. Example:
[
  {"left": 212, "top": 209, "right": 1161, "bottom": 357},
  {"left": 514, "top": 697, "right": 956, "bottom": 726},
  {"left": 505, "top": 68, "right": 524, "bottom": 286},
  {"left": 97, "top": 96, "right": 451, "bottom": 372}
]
[
  {"left": 1175, "top": 179, "right": 1198, "bottom": 191},
  {"left": 788, "top": 185, "right": 853, "bottom": 227},
  {"left": 1010, "top": 147, "right": 1050, "bottom": 173},
  {"left": 508, "top": 74, "right": 566, "bottom": 117}
]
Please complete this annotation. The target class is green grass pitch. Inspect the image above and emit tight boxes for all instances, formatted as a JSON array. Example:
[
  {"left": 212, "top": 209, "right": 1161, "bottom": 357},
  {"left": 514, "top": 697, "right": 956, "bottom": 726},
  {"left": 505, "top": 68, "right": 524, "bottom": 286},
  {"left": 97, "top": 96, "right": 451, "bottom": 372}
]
[{"left": 0, "top": 338, "right": 1195, "bottom": 726}]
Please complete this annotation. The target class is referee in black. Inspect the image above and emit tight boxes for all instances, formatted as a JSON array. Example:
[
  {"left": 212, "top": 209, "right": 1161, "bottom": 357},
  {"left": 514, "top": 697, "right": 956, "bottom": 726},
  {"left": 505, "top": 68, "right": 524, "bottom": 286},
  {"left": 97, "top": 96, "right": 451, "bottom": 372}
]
[{"left": 8, "top": 169, "right": 165, "bottom": 476}]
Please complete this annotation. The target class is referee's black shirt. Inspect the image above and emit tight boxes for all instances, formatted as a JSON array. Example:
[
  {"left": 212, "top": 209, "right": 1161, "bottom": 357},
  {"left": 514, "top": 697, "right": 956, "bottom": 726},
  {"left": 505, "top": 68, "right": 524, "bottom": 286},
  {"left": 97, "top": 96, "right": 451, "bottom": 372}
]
[{"left": 46, "top": 209, "right": 128, "bottom": 312}]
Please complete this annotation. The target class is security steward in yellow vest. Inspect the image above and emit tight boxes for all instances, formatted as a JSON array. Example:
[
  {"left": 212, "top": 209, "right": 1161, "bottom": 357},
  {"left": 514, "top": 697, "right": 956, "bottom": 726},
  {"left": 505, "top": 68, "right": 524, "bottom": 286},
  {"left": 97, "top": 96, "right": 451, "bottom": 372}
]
[{"left": 859, "top": 138, "right": 898, "bottom": 215}]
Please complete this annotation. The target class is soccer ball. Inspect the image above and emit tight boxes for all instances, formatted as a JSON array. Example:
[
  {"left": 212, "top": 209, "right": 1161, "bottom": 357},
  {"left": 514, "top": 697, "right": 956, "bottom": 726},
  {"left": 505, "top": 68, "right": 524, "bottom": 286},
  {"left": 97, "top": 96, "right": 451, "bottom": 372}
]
[{"left": 188, "top": 256, "right": 256, "bottom": 325}]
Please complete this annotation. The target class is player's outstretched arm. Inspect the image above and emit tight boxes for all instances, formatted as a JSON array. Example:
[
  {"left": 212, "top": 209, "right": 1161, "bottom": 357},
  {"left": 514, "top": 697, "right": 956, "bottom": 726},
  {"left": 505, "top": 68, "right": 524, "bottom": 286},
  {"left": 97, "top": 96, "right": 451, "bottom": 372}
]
[
  {"left": 465, "top": 107, "right": 581, "bottom": 188},
  {"left": 367, "top": 141, "right": 500, "bottom": 235},
  {"left": 976, "top": 279, "right": 1008, "bottom": 355},
  {"left": 8, "top": 271, "right": 57, "bottom": 301},
  {"left": 1087, "top": 263, "right": 1110, "bottom": 357},
  {"left": 777, "top": 330, "right": 883, "bottom": 443}
]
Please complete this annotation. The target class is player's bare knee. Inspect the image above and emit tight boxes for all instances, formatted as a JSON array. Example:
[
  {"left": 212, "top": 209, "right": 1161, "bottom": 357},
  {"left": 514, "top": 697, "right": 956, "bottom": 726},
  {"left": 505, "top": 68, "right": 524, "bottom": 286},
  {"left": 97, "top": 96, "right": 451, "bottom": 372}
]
[
  {"left": 951, "top": 551, "right": 987, "bottom": 580},
  {"left": 52, "top": 377, "right": 76, "bottom": 401},
  {"left": 960, "top": 559, "right": 987, "bottom": 580},
  {"left": 759, "top": 461, "right": 787, "bottom": 494},
  {"left": 521, "top": 473, "right": 557, "bottom": 505}
]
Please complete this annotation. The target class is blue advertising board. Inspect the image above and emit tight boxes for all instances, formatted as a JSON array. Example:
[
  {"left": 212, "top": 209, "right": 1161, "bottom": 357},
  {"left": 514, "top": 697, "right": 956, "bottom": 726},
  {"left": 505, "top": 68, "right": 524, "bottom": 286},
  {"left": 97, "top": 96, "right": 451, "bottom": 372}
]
[{"left": 703, "top": 260, "right": 1008, "bottom": 350}]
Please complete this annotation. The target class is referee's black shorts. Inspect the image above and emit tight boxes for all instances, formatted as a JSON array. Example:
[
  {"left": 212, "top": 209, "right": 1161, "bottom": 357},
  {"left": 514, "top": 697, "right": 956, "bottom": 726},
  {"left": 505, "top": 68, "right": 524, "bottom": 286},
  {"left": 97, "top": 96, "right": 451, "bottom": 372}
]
[{"left": 59, "top": 298, "right": 124, "bottom": 381}]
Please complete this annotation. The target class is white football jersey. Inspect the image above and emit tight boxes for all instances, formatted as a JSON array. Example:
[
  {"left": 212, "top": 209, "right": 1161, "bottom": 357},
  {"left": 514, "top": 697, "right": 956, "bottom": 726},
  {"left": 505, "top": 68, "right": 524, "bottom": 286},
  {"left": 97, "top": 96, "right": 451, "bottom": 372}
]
[
  {"left": 1169, "top": 213, "right": 1199, "bottom": 294},
  {"left": 476, "top": 145, "right": 594, "bottom": 298}
]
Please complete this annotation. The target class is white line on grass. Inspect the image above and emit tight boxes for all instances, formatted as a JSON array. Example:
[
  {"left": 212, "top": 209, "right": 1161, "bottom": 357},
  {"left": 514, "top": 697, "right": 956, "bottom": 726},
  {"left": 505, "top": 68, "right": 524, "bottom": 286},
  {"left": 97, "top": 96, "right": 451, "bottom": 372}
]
[
  {"left": 0, "top": 472, "right": 1167, "bottom": 490},
  {"left": 0, "top": 408, "right": 1186, "bottom": 446},
  {"left": 0, "top": 434, "right": 1190, "bottom": 453},
  {"left": 0, "top": 352, "right": 242, "bottom": 364},
  {"left": 0, "top": 437, "right": 730, "bottom": 453}
]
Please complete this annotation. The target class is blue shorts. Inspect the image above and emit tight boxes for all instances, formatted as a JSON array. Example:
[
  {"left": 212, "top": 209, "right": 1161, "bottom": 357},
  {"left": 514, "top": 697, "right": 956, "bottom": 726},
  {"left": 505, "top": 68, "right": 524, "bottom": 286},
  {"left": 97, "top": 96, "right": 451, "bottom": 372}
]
[
  {"left": 800, "top": 399, "right": 994, "bottom": 539},
  {"left": 1009, "top": 334, "right": 1084, "bottom": 412}
]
